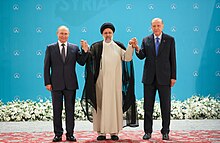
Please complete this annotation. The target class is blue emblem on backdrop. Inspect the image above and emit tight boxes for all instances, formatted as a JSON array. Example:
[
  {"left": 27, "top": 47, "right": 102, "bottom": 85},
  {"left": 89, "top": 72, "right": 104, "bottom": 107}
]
[{"left": 0, "top": 0, "right": 219, "bottom": 102}]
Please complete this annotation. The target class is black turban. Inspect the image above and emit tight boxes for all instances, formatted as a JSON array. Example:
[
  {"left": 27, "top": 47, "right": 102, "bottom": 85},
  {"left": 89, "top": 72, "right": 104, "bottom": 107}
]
[{"left": 100, "top": 22, "right": 115, "bottom": 34}]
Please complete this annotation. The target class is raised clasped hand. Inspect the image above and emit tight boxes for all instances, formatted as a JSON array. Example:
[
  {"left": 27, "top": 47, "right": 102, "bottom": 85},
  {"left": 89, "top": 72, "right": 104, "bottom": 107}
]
[
  {"left": 129, "top": 37, "right": 139, "bottom": 51},
  {"left": 80, "top": 39, "right": 89, "bottom": 52}
]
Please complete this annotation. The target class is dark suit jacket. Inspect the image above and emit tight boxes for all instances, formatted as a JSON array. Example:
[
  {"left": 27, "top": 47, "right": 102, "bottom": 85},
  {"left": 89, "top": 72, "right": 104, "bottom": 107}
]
[
  {"left": 136, "top": 33, "right": 176, "bottom": 85},
  {"left": 44, "top": 42, "right": 88, "bottom": 90}
]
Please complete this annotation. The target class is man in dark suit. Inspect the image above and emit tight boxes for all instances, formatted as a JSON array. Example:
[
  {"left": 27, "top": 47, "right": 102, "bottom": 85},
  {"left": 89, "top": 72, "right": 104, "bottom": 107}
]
[
  {"left": 44, "top": 25, "right": 88, "bottom": 142},
  {"left": 134, "top": 18, "right": 176, "bottom": 140}
]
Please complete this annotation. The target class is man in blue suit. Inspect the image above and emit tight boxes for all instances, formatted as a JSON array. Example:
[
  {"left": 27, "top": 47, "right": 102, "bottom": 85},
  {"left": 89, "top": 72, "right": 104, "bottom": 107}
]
[
  {"left": 44, "top": 26, "right": 88, "bottom": 142},
  {"left": 134, "top": 18, "right": 176, "bottom": 140}
]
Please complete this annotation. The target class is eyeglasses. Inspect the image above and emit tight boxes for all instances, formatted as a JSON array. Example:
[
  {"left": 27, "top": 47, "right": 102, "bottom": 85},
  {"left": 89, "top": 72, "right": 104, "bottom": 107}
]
[{"left": 103, "top": 32, "right": 113, "bottom": 35}]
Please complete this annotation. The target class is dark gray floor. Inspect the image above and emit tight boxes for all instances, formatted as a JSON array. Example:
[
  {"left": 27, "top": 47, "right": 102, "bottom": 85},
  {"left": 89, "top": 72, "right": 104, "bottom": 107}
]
[{"left": 0, "top": 120, "right": 219, "bottom": 133}]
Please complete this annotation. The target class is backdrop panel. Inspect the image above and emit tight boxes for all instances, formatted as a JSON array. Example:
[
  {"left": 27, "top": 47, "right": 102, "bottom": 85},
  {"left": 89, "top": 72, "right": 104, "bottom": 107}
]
[{"left": 0, "top": 0, "right": 219, "bottom": 102}]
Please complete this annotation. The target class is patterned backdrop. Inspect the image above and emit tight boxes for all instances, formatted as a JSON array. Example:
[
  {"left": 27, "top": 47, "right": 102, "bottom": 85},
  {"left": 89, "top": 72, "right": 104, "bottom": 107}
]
[{"left": 0, "top": 0, "right": 220, "bottom": 102}]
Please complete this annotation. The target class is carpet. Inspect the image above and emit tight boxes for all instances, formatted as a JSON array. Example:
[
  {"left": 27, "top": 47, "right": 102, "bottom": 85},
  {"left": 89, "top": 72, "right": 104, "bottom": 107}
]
[{"left": 0, "top": 130, "right": 219, "bottom": 143}]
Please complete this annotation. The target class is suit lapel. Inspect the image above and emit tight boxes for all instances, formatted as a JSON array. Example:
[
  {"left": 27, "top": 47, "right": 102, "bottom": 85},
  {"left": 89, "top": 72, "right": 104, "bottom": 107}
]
[
  {"left": 65, "top": 43, "right": 71, "bottom": 63},
  {"left": 157, "top": 34, "right": 166, "bottom": 56},
  {"left": 55, "top": 42, "right": 64, "bottom": 62},
  {"left": 149, "top": 35, "right": 156, "bottom": 56}
]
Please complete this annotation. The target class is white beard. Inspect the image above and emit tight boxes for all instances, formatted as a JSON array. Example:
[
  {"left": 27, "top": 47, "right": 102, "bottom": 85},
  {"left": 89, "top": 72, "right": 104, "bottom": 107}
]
[{"left": 103, "top": 35, "right": 113, "bottom": 44}]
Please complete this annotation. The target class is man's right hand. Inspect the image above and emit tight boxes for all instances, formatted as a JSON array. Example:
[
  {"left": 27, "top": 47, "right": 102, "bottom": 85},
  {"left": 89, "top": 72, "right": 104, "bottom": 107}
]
[
  {"left": 129, "top": 37, "right": 140, "bottom": 51},
  {"left": 46, "top": 84, "right": 52, "bottom": 91},
  {"left": 80, "top": 39, "right": 89, "bottom": 52}
]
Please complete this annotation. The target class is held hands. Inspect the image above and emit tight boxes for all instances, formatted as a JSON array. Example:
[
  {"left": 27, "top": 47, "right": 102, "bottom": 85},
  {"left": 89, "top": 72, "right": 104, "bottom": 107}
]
[
  {"left": 129, "top": 37, "right": 140, "bottom": 51},
  {"left": 80, "top": 40, "right": 89, "bottom": 52}
]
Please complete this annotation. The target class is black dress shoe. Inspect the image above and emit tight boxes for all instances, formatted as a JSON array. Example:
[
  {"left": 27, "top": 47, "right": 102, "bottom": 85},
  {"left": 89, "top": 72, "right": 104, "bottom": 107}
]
[
  {"left": 162, "top": 133, "right": 169, "bottom": 140},
  {"left": 66, "top": 135, "right": 77, "bottom": 142},
  {"left": 97, "top": 135, "right": 106, "bottom": 140},
  {"left": 143, "top": 133, "right": 151, "bottom": 140},
  {"left": 52, "top": 135, "right": 62, "bottom": 142},
  {"left": 111, "top": 135, "right": 119, "bottom": 140}
]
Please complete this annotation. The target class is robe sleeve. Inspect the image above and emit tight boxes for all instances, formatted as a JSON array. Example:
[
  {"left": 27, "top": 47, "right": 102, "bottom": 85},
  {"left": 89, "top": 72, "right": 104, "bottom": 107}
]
[{"left": 121, "top": 44, "right": 134, "bottom": 62}]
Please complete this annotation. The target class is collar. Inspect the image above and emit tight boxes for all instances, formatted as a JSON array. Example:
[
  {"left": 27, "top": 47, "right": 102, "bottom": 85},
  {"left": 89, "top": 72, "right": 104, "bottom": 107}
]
[
  {"left": 154, "top": 33, "right": 162, "bottom": 40},
  {"left": 58, "top": 40, "right": 67, "bottom": 47}
]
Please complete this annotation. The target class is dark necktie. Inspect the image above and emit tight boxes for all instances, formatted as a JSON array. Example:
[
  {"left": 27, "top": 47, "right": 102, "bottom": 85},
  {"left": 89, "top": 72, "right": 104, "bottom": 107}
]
[
  {"left": 61, "top": 43, "right": 65, "bottom": 62},
  {"left": 155, "top": 37, "right": 160, "bottom": 56}
]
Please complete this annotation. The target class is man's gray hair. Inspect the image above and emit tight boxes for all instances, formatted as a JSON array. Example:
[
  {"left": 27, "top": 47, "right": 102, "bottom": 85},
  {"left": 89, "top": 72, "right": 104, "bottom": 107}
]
[
  {"left": 57, "top": 25, "right": 70, "bottom": 33},
  {"left": 151, "top": 18, "right": 163, "bottom": 25}
]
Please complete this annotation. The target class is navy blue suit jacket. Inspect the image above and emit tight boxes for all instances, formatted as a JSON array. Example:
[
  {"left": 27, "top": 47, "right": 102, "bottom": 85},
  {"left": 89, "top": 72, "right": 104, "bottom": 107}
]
[
  {"left": 44, "top": 42, "right": 88, "bottom": 90},
  {"left": 136, "top": 33, "right": 176, "bottom": 85}
]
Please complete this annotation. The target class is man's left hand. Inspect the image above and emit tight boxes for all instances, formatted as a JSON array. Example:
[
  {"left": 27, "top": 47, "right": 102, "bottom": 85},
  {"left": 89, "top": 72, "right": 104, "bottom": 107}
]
[
  {"left": 170, "top": 79, "right": 176, "bottom": 87},
  {"left": 129, "top": 37, "right": 139, "bottom": 51}
]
